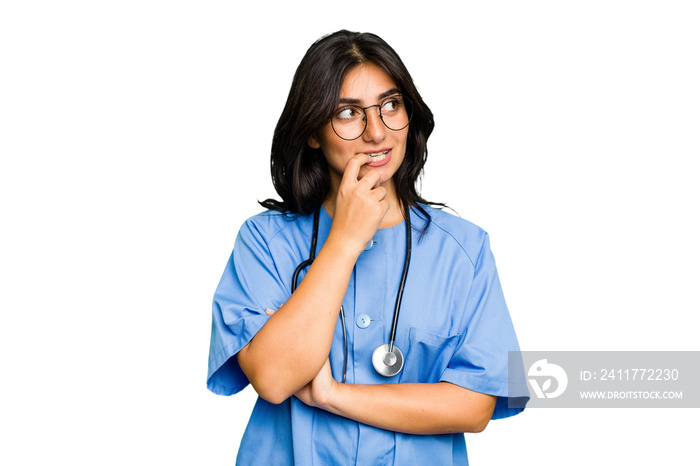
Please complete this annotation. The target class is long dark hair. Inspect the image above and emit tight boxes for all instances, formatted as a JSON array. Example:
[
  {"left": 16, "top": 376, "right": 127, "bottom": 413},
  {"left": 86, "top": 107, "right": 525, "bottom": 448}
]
[{"left": 260, "top": 30, "right": 442, "bottom": 225}]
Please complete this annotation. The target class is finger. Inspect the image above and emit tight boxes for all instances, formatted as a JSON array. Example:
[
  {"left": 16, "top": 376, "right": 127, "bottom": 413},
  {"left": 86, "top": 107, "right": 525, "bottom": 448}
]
[
  {"left": 369, "top": 185, "right": 387, "bottom": 202},
  {"left": 265, "top": 308, "right": 277, "bottom": 315},
  {"left": 340, "top": 153, "right": 372, "bottom": 186},
  {"left": 358, "top": 168, "right": 381, "bottom": 189}
]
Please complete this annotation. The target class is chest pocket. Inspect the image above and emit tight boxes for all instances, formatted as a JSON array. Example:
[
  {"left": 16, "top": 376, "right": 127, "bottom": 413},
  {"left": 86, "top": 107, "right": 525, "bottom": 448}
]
[{"left": 399, "top": 327, "right": 461, "bottom": 384}]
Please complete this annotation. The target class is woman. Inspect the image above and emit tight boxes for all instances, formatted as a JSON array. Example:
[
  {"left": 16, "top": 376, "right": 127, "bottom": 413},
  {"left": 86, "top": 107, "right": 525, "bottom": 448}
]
[{"left": 208, "top": 30, "right": 529, "bottom": 465}]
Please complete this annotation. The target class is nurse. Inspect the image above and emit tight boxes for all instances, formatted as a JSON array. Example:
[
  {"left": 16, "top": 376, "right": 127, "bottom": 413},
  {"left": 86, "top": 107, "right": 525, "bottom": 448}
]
[{"left": 208, "top": 30, "right": 529, "bottom": 465}]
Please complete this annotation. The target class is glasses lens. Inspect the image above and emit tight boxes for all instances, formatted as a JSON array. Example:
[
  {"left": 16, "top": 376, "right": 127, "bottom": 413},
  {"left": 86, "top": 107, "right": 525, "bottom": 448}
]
[
  {"left": 330, "top": 95, "right": 413, "bottom": 140},
  {"left": 331, "top": 105, "right": 366, "bottom": 140},
  {"left": 380, "top": 95, "right": 412, "bottom": 131}
]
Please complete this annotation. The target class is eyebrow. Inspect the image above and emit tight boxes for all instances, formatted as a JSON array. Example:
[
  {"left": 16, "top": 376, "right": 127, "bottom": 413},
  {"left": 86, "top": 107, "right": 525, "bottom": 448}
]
[{"left": 338, "top": 88, "right": 401, "bottom": 106}]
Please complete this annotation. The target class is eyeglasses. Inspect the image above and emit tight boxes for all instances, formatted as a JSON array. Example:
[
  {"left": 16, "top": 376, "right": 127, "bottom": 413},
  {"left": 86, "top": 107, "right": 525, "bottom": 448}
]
[{"left": 330, "top": 94, "right": 413, "bottom": 141}]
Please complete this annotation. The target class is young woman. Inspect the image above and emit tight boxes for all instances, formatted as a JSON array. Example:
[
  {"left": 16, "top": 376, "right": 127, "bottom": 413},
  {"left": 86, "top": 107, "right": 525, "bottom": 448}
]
[{"left": 208, "top": 30, "right": 529, "bottom": 465}]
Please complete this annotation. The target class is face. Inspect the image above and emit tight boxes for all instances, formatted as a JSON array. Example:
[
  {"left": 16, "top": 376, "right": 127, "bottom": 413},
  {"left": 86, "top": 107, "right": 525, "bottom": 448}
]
[{"left": 308, "top": 63, "right": 408, "bottom": 195}]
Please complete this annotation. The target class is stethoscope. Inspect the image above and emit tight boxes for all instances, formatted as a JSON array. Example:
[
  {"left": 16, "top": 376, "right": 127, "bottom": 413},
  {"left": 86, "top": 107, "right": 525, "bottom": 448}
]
[{"left": 291, "top": 207, "right": 412, "bottom": 381}]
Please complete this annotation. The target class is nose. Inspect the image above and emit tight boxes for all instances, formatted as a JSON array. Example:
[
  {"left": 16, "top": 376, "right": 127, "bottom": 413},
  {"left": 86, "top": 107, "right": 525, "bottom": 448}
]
[{"left": 362, "top": 106, "right": 386, "bottom": 143}]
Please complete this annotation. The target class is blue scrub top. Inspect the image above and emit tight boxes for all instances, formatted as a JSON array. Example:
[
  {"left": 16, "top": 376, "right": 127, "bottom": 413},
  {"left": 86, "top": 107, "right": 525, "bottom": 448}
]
[{"left": 208, "top": 205, "right": 529, "bottom": 465}]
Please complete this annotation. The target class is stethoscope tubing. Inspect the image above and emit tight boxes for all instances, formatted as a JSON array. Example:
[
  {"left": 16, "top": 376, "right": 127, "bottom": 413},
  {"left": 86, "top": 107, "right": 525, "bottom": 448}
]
[
  {"left": 290, "top": 205, "right": 411, "bottom": 380},
  {"left": 290, "top": 209, "right": 320, "bottom": 293},
  {"left": 388, "top": 217, "right": 411, "bottom": 353},
  {"left": 290, "top": 208, "right": 348, "bottom": 383}
]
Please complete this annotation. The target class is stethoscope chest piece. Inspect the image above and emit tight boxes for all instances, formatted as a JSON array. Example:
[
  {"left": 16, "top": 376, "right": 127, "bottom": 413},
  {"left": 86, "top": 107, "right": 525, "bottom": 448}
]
[{"left": 372, "top": 343, "right": 404, "bottom": 377}]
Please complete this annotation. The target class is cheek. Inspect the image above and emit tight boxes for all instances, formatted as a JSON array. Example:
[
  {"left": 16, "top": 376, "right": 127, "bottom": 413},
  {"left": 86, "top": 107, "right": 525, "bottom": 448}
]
[
  {"left": 322, "top": 141, "right": 356, "bottom": 166},
  {"left": 321, "top": 148, "right": 351, "bottom": 177}
]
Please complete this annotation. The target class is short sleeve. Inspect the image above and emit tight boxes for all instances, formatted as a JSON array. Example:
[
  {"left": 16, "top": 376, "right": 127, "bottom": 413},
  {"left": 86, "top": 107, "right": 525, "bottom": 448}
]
[
  {"left": 207, "top": 219, "right": 290, "bottom": 396},
  {"left": 439, "top": 233, "right": 529, "bottom": 419}
]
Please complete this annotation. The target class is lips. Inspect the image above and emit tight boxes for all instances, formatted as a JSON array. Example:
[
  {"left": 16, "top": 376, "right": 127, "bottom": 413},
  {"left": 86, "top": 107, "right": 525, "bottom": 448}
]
[
  {"left": 366, "top": 149, "right": 392, "bottom": 167},
  {"left": 367, "top": 150, "right": 389, "bottom": 161}
]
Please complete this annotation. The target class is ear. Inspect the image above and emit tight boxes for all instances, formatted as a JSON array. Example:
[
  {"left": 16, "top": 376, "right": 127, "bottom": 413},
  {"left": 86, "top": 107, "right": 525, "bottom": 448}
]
[{"left": 307, "top": 134, "right": 321, "bottom": 149}]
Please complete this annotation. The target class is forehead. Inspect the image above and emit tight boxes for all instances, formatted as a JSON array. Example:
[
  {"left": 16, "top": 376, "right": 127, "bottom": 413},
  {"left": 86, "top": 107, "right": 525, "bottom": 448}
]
[{"left": 340, "top": 63, "right": 398, "bottom": 102}]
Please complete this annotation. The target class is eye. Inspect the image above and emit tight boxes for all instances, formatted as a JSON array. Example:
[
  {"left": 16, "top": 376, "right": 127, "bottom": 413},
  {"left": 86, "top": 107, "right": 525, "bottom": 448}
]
[
  {"left": 381, "top": 97, "right": 402, "bottom": 114},
  {"left": 335, "top": 106, "right": 362, "bottom": 121}
]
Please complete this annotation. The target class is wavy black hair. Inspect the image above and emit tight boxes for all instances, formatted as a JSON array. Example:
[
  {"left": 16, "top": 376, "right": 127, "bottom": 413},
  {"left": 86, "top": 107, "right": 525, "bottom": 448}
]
[{"left": 260, "top": 30, "right": 443, "bottom": 225}]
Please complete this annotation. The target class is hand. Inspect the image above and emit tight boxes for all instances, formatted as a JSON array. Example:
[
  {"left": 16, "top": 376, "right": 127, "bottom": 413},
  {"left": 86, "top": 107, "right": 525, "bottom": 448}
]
[
  {"left": 294, "top": 358, "right": 338, "bottom": 409},
  {"left": 328, "top": 153, "right": 389, "bottom": 256}
]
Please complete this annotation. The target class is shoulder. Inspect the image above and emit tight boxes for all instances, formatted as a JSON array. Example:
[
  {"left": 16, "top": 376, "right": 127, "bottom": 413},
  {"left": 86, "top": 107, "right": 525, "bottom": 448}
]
[
  {"left": 239, "top": 210, "right": 309, "bottom": 246},
  {"left": 242, "top": 210, "right": 295, "bottom": 236},
  {"left": 416, "top": 204, "right": 490, "bottom": 266}
]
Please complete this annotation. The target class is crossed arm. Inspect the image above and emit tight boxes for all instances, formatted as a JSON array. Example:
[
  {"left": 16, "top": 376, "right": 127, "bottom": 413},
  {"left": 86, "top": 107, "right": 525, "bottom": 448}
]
[
  {"left": 239, "top": 310, "right": 495, "bottom": 434},
  {"left": 294, "top": 359, "right": 496, "bottom": 434}
]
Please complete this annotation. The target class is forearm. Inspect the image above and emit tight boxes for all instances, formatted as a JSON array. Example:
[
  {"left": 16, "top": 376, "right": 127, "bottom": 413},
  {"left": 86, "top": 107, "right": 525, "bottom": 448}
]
[
  {"left": 239, "top": 154, "right": 391, "bottom": 403},
  {"left": 238, "top": 237, "right": 358, "bottom": 403},
  {"left": 323, "top": 381, "right": 496, "bottom": 435}
]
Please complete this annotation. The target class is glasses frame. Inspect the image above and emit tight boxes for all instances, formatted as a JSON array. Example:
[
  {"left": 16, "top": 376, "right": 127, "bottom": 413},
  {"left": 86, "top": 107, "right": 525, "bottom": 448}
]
[{"left": 330, "top": 94, "right": 413, "bottom": 141}]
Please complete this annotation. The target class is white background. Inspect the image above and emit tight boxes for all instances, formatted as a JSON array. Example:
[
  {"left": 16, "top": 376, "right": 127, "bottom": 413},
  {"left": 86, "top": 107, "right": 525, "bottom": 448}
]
[{"left": 1, "top": 1, "right": 698, "bottom": 464}]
